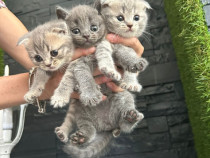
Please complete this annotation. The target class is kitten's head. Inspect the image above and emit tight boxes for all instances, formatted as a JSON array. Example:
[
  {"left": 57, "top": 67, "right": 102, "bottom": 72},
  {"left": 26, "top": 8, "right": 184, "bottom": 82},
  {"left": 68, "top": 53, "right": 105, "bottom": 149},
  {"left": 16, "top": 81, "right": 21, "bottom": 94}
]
[
  {"left": 17, "top": 20, "right": 74, "bottom": 71},
  {"left": 95, "top": 0, "right": 151, "bottom": 38},
  {"left": 56, "top": 5, "right": 106, "bottom": 48}
]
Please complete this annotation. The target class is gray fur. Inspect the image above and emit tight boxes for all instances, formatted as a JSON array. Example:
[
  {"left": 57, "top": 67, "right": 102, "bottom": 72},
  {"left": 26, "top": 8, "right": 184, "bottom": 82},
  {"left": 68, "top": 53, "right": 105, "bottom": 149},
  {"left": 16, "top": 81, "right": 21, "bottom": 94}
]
[
  {"left": 51, "top": 5, "right": 121, "bottom": 108},
  {"left": 54, "top": 2, "right": 150, "bottom": 157},
  {"left": 17, "top": 20, "right": 74, "bottom": 103},
  {"left": 95, "top": 0, "right": 151, "bottom": 92},
  {"left": 55, "top": 90, "right": 144, "bottom": 158}
]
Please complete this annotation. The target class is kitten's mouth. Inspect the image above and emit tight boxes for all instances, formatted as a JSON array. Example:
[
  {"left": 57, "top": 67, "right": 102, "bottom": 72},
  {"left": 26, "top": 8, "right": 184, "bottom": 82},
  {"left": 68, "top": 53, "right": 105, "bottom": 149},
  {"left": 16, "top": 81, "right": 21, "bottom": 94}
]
[{"left": 126, "top": 28, "right": 133, "bottom": 32}]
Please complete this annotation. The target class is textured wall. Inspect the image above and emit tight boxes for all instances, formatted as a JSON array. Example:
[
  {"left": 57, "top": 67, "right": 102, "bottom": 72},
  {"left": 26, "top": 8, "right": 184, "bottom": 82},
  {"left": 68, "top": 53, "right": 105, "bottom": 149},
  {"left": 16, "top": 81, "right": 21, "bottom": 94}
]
[{"left": 3, "top": 0, "right": 197, "bottom": 157}]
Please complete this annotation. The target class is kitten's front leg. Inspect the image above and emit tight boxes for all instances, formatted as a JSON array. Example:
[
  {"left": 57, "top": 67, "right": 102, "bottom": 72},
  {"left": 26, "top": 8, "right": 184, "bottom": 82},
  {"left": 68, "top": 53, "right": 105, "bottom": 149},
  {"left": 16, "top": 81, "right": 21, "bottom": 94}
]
[
  {"left": 120, "top": 71, "right": 142, "bottom": 92},
  {"left": 74, "top": 60, "right": 103, "bottom": 106},
  {"left": 114, "top": 45, "right": 149, "bottom": 73},
  {"left": 24, "top": 68, "right": 50, "bottom": 103},
  {"left": 96, "top": 40, "right": 121, "bottom": 81},
  {"left": 50, "top": 63, "right": 75, "bottom": 108}
]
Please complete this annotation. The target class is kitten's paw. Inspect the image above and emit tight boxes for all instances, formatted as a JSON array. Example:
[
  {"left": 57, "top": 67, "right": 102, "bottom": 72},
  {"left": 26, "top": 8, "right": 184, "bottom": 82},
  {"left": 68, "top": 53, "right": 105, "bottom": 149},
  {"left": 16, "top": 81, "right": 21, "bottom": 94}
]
[
  {"left": 80, "top": 91, "right": 103, "bottom": 106},
  {"left": 127, "top": 58, "right": 149, "bottom": 73},
  {"left": 50, "top": 95, "right": 69, "bottom": 108},
  {"left": 100, "top": 67, "right": 121, "bottom": 81},
  {"left": 120, "top": 82, "right": 142, "bottom": 92},
  {"left": 24, "top": 91, "right": 41, "bottom": 103},
  {"left": 124, "top": 109, "right": 144, "bottom": 124},
  {"left": 55, "top": 127, "right": 69, "bottom": 143},
  {"left": 70, "top": 131, "right": 88, "bottom": 146}
]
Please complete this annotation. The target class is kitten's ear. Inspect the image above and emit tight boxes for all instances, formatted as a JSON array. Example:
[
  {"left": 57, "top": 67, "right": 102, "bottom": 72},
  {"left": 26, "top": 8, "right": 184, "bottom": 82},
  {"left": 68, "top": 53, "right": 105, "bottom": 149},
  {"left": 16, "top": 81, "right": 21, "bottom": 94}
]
[
  {"left": 100, "top": 0, "right": 114, "bottom": 8},
  {"left": 17, "top": 33, "right": 30, "bottom": 46},
  {"left": 52, "top": 27, "right": 67, "bottom": 35},
  {"left": 141, "top": 1, "right": 152, "bottom": 10},
  {"left": 56, "top": 6, "right": 69, "bottom": 20}
]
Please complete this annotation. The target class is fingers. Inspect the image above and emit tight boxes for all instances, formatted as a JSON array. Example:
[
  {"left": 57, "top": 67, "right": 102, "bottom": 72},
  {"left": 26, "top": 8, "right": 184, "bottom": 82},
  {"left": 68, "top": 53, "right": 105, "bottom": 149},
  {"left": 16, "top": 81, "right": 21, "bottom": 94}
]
[
  {"left": 106, "top": 82, "right": 124, "bottom": 93},
  {"left": 106, "top": 34, "right": 144, "bottom": 57},
  {"left": 94, "top": 76, "right": 112, "bottom": 85},
  {"left": 72, "top": 47, "right": 96, "bottom": 60}
]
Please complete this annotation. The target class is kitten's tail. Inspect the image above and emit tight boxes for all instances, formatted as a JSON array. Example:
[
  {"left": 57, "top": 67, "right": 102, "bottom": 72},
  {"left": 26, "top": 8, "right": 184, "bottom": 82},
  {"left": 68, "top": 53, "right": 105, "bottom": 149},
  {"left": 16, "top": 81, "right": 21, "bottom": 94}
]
[{"left": 63, "top": 132, "right": 113, "bottom": 158}]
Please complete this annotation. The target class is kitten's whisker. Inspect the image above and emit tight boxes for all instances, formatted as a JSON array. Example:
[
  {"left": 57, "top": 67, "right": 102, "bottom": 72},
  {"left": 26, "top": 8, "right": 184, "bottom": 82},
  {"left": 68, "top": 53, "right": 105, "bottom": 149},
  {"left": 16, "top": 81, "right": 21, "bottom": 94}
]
[
  {"left": 141, "top": 34, "right": 151, "bottom": 44},
  {"left": 143, "top": 31, "right": 154, "bottom": 38}
]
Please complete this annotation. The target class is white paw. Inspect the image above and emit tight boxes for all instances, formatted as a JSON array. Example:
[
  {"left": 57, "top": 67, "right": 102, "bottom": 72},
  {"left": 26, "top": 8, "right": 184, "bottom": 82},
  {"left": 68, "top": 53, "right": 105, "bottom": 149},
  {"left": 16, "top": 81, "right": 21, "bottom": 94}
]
[
  {"left": 55, "top": 127, "right": 69, "bottom": 143},
  {"left": 120, "top": 82, "right": 142, "bottom": 92},
  {"left": 100, "top": 67, "right": 121, "bottom": 81},
  {"left": 50, "top": 95, "right": 69, "bottom": 108},
  {"left": 24, "top": 91, "right": 41, "bottom": 103},
  {"left": 80, "top": 91, "right": 103, "bottom": 106}
]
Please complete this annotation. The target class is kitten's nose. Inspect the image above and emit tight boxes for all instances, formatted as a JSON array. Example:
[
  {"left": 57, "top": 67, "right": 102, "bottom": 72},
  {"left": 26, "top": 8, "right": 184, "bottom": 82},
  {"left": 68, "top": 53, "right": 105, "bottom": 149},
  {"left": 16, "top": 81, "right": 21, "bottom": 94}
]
[
  {"left": 46, "top": 64, "right": 51, "bottom": 67},
  {"left": 127, "top": 25, "right": 133, "bottom": 29},
  {"left": 83, "top": 35, "right": 90, "bottom": 39}
]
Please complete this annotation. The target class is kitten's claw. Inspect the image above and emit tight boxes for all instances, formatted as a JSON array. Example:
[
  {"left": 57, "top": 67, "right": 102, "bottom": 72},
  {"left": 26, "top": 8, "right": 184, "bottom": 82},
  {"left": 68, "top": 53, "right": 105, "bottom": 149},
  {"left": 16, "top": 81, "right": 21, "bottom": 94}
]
[
  {"left": 127, "top": 58, "right": 149, "bottom": 73},
  {"left": 50, "top": 95, "right": 69, "bottom": 108},
  {"left": 70, "top": 131, "right": 87, "bottom": 145},
  {"left": 55, "top": 127, "right": 69, "bottom": 143},
  {"left": 120, "top": 82, "right": 142, "bottom": 92},
  {"left": 100, "top": 67, "right": 121, "bottom": 81},
  {"left": 124, "top": 110, "right": 144, "bottom": 124},
  {"left": 80, "top": 91, "right": 103, "bottom": 106}
]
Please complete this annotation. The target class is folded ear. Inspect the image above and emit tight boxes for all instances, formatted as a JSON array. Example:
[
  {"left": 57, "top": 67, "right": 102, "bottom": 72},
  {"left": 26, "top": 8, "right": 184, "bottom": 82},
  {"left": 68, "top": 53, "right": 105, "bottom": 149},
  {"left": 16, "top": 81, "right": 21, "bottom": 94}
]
[
  {"left": 56, "top": 6, "right": 69, "bottom": 20},
  {"left": 100, "top": 0, "right": 114, "bottom": 5},
  {"left": 17, "top": 33, "right": 30, "bottom": 46},
  {"left": 140, "top": 0, "right": 152, "bottom": 10}
]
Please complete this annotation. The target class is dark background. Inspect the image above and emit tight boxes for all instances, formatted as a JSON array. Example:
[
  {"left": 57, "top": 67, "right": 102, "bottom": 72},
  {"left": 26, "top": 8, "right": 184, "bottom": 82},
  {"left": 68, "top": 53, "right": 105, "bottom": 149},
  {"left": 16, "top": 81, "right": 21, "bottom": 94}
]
[{"left": 4, "top": 0, "right": 197, "bottom": 157}]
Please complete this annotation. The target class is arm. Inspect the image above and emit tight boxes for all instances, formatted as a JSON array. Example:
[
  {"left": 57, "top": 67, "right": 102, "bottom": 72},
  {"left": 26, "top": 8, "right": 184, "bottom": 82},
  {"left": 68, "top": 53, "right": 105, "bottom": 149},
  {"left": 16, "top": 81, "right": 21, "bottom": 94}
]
[{"left": 0, "top": 7, "right": 33, "bottom": 70}]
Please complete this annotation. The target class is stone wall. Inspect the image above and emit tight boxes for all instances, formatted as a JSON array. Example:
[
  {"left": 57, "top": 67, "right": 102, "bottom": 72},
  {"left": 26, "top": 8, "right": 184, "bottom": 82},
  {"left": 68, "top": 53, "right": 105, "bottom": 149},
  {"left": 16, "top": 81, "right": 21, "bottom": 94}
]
[
  {"left": 201, "top": 0, "right": 210, "bottom": 31},
  {"left": 4, "top": 0, "right": 197, "bottom": 157}
]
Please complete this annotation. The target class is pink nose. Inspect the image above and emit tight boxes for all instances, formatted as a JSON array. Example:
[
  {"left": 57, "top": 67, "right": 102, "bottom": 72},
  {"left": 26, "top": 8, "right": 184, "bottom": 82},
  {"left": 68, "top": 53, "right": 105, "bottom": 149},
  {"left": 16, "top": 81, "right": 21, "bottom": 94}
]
[{"left": 127, "top": 25, "right": 133, "bottom": 29}]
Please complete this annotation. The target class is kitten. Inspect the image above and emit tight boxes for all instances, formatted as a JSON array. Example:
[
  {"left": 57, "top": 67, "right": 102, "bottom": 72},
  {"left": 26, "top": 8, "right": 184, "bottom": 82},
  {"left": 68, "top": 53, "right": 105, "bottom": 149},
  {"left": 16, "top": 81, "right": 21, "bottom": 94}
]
[
  {"left": 17, "top": 20, "right": 74, "bottom": 103},
  {"left": 51, "top": 5, "right": 121, "bottom": 108},
  {"left": 95, "top": 0, "right": 151, "bottom": 92},
  {"left": 56, "top": 88, "right": 144, "bottom": 158}
]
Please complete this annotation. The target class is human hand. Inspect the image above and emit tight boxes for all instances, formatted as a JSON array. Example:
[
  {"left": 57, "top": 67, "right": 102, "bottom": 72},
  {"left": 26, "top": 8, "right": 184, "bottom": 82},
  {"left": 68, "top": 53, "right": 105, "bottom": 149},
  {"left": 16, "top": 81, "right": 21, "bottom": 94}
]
[{"left": 106, "top": 33, "right": 144, "bottom": 57}]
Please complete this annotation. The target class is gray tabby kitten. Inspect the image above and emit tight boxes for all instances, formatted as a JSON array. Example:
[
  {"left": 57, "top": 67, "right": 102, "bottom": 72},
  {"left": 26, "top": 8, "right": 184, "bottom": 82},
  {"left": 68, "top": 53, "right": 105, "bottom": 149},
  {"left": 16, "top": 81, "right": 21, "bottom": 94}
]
[
  {"left": 17, "top": 20, "right": 74, "bottom": 103},
  {"left": 54, "top": 4, "right": 148, "bottom": 158},
  {"left": 95, "top": 0, "right": 151, "bottom": 92}
]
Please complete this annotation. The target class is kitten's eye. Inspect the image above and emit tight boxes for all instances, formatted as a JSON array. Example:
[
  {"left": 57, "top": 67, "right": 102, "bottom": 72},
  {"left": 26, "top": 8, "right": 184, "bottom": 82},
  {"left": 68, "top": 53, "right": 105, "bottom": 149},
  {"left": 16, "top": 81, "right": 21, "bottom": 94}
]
[
  {"left": 117, "top": 15, "right": 124, "bottom": 21},
  {"left": 90, "top": 25, "right": 98, "bottom": 32},
  {"left": 134, "top": 15, "right": 140, "bottom": 21},
  {"left": 50, "top": 50, "right": 58, "bottom": 57},
  {"left": 34, "top": 55, "right": 43, "bottom": 62},
  {"left": 72, "top": 28, "right": 80, "bottom": 34}
]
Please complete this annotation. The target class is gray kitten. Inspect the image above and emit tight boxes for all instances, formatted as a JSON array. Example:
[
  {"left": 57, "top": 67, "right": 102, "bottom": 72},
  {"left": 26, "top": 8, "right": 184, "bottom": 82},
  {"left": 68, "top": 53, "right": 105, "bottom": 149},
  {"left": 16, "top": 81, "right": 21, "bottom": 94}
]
[
  {"left": 95, "top": 0, "right": 151, "bottom": 92},
  {"left": 56, "top": 88, "right": 144, "bottom": 158},
  {"left": 53, "top": 3, "right": 149, "bottom": 158},
  {"left": 17, "top": 20, "right": 74, "bottom": 103},
  {"left": 51, "top": 5, "right": 121, "bottom": 108}
]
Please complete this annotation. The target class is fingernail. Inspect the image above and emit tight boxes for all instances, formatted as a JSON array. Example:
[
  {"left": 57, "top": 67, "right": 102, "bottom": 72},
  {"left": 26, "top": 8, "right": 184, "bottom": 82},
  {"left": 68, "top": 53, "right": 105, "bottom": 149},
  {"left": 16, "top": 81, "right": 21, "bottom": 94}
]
[
  {"left": 102, "top": 95, "right": 107, "bottom": 100},
  {"left": 89, "top": 47, "right": 96, "bottom": 52}
]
